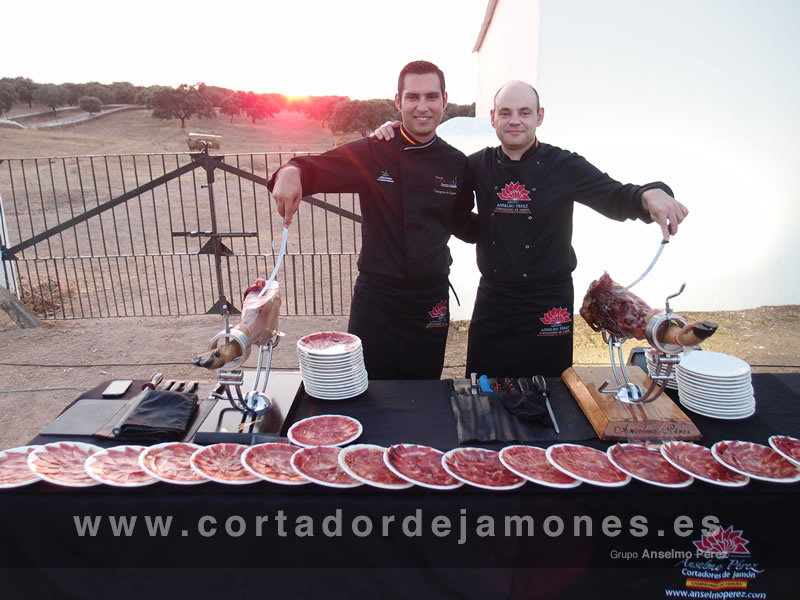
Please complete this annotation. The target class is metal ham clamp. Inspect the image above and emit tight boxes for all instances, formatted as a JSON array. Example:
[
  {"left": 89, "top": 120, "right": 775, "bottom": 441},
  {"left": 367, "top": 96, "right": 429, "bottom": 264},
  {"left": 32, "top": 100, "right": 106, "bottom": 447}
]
[
  {"left": 579, "top": 271, "right": 718, "bottom": 405},
  {"left": 191, "top": 227, "right": 289, "bottom": 432}
]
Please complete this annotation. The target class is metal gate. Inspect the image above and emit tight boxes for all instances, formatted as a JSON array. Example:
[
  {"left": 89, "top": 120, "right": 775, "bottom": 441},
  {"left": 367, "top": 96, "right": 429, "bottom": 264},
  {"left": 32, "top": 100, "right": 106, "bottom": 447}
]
[{"left": 0, "top": 149, "right": 362, "bottom": 319}]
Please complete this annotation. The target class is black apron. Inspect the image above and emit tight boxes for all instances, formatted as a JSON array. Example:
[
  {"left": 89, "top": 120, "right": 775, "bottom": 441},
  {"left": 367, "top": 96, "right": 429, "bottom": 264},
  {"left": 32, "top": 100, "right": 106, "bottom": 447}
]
[
  {"left": 466, "top": 278, "right": 574, "bottom": 378},
  {"left": 349, "top": 274, "right": 450, "bottom": 380}
]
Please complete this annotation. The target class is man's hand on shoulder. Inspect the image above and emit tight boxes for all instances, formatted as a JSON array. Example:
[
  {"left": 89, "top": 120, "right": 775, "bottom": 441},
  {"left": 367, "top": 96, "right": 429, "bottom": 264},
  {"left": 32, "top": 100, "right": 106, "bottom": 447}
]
[
  {"left": 642, "top": 188, "right": 689, "bottom": 239},
  {"left": 272, "top": 164, "right": 303, "bottom": 227},
  {"left": 371, "top": 120, "right": 401, "bottom": 141}
]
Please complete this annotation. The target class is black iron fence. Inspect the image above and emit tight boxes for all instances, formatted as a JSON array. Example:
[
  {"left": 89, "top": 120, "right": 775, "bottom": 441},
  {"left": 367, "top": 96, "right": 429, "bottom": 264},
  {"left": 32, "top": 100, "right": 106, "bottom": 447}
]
[{"left": 0, "top": 150, "right": 362, "bottom": 319}]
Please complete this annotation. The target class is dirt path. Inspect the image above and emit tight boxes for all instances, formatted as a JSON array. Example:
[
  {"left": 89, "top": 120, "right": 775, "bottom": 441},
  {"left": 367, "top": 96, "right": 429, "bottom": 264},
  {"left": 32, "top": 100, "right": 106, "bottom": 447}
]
[{"left": 1, "top": 306, "right": 797, "bottom": 450}]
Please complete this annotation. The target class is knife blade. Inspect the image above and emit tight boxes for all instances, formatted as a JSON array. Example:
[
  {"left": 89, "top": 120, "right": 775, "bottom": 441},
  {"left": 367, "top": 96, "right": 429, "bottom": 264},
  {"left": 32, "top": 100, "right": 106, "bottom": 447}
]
[{"left": 533, "top": 375, "right": 560, "bottom": 434}]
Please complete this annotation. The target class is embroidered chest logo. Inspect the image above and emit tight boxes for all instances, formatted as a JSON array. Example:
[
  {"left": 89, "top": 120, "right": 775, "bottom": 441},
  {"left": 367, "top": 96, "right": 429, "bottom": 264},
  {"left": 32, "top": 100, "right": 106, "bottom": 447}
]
[
  {"left": 434, "top": 174, "right": 457, "bottom": 196},
  {"left": 377, "top": 170, "right": 394, "bottom": 183},
  {"left": 426, "top": 299, "right": 448, "bottom": 328},
  {"left": 537, "top": 307, "right": 571, "bottom": 337},
  {"left": 494, "top": 181, "right": 532, "bottom": 214}
]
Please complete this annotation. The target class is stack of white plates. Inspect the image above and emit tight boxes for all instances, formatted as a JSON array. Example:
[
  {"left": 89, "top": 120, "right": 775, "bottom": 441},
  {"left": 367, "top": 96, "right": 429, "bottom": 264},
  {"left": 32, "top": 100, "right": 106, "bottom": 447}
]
[
  {"left": 645, "top": 349, "right": 678, "bottom": 390},
  {"left": 676, "top": 351, "right": 755, "bottom": 420},
  {"left": 296, "top": 332, "right": 368, "bottom": 400}
]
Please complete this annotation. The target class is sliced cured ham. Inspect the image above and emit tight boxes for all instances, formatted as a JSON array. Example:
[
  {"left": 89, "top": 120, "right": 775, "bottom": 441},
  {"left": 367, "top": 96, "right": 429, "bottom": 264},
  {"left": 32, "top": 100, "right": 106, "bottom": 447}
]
[
  {"left": 711, "top": 440, "right": 800, "bottom": 483},
  {"left": 442, "top": 448, "right": 525, "bottom": 490},
  {"left": 338, "top": 444, "right": 413, "bottom": 489},
  {"left": 607, "top": 443, "right": 693, "bottom": 488},
  {"left": 138, "top": 442, "right": 207, "bottom": 485},
  {"left": 84, "top": 445, "right": 156, "bottom": 487},
  {"left": 287, "top": 415, "right": 362, "bottom": 448},
  {"left": 384, "top": 444, "right": 463, "bottom": 490},
  {"left": 241, "top": 443, "right": 309, "bottom": 485},
  {"left": 27, "top": 442, "right": 103, "bottom": 487},
  {"left": 0, "top": 446, "right": 42, "bottom": 488},
  {"left": 545, "top": 443, "right": 630, "bottom": 487},
  {"left": 660, "top": 441, "right": 748, "bottom": 487},
  {"left": 297, "top": 332, "right": 362, "bottom": 355},
  {"left": 192, "top": 278, "right": 281, "bottom": 369},
  {"left": 769, "top": 435, "right": 800, "bottom": 467},
  {"left": 190, "top": 443, "right": 259, "bottom": 484},
  {"left": 290, "top": 446, "right": 362, "bottom": 488},
  {"left": 499, "top": 445, "right": 581, "bottom": 488},
  {"left": 580, "top": 272, "right": 652, "bottom": 340}
]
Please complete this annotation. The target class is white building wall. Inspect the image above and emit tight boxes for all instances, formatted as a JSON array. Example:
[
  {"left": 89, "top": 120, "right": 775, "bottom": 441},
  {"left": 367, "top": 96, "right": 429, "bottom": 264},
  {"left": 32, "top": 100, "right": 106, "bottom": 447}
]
[{"left": 475, "top": 0, "right": 542, "bottom": 119}]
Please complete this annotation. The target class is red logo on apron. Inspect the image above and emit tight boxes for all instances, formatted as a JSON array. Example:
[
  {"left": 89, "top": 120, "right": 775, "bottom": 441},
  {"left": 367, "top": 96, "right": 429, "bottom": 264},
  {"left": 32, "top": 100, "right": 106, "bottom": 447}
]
[
  {"left": 540, "top": 307, "right": 571, "bottom": 324},
  {"left": 427, "top": 300, "right": 448, "bottom": 328}
]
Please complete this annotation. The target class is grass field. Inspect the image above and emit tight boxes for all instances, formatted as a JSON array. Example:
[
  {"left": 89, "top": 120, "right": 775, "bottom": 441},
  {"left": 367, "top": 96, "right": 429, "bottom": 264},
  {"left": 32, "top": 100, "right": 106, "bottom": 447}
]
[{"left": 0, "top": 105, "right": 337, "bottom": 158}]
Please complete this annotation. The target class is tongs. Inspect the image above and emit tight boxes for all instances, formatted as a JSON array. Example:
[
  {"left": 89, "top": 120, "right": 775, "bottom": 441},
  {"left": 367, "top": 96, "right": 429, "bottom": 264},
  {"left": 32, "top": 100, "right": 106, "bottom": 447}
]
[{"left": 531, "top": 375, "right": 560, "bottom": 434}]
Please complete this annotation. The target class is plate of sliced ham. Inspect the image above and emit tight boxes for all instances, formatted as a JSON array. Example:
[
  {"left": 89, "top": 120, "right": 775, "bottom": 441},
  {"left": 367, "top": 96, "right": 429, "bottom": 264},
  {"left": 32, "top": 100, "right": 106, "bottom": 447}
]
[
  {"left": 383, "top": 444, "right": 463, "bottom": 490},
  {"left": 138, "top": 442, "right": 208, "bottom": 485},
  {"left": 338, "top": 444, "right": 413, "bottom": 489},
  {"left": 84, "top": 445, "right": 157, "bottom": 487},
  {"left": 190, "top": 443, "right": 260, "bottom": 485},
  {"left": 442, "top": 447, "right": 525, "bottom": 490},
  {"left": 27, "top": 442, "right": 103, "bottom": 487},
  {"left": 499, "top": 445, "right": 581, "bottom": 489},
  {"left": 0, "top": 446, "right": 42, "bottom": 489},
  {"left": 768, "top": 435, "right": 800, "bottom": 467},
  {"left": 711, "top": 440, "right": 800, "bottom": 483},
  {"left": 287, "top": 414, "right": 362, "bottom": 448},
  {"left": 661, "top": 441, "right": 749, "bottom": 487},
  {"left": 290, "top": 445, "right": 362, "bottom": 488},
  {"left": 545, "top": 443, "right": 630, "bottom": 488},
  {"left": 241, "top": 443, "right": 309, "bottom": 485},
  {"left": 607, "top": 443, "right": 693, "bottom": 488}
]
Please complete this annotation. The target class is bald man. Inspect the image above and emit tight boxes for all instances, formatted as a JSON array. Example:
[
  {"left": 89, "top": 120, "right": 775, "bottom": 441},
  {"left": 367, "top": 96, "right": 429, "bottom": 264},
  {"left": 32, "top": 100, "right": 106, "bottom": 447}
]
[
  {"left": 463, "top": 81, "right": 687, "bottom": 377},
  {"left": 374, "top": 80, "right": 688, "bottom": 378}
]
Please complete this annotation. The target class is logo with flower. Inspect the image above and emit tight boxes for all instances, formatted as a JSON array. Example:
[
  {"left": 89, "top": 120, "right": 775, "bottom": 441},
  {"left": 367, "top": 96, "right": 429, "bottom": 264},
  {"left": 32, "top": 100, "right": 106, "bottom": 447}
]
[
  {"left": 540, "top": 307, "right": 572, "bottom": 325},
  {"left": 497, "top": 182, "right": 531, "bottom": 201}
]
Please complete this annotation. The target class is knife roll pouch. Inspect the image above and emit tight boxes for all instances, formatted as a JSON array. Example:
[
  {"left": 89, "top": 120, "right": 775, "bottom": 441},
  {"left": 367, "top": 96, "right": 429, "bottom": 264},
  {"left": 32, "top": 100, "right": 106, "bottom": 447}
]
[
  {"left": 497, "top": 391, "right": 548, "bottom": 423},
  {"left": 116, "top": 390, "right": 199, "bottom": 441}
]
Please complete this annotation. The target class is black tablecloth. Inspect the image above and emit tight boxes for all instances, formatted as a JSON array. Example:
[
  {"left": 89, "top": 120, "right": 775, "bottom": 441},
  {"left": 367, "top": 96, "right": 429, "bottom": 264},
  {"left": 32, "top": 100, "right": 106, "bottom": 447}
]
[{"left": 3, "top": 373, "right": 800, "bottom": 599}]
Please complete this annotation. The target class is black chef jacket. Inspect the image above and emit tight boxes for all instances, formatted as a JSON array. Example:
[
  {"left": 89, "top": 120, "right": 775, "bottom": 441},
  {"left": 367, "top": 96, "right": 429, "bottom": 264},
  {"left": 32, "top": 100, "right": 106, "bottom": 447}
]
[
  {"left": 464, "top": 141, "right": 673, "bottom": 378},
  {"left": 268, "top": 127, "right": 473, "bottom": 380}
]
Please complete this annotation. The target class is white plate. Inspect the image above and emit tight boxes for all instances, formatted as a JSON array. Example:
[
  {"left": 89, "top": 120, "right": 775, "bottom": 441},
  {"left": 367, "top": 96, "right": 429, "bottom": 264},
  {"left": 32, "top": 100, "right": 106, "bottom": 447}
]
[
  {"left": 711, "top": 440, "right": 800, "bottom": 483},
  {"left": 241, "top": 443, "right": 310, "bottom": 485},
  {"left": 677, "top": 378, "right": 753, "bottom": 394},
  {"left": 290, "top": 446, "right": 363, "bottom": 488},
  {"left": 498, "top": 446, "right": 581, "bottom": 488},
  {"left": 677, "top": 392, "right": 755, "bottom": 410},
  {"left": 441, "top": 448, "right": 526, "bottom": 490},
  {"left": 660, "top": 441, "right": 749, "bottom": 487},
  {"left": 297, "top": 331, "right": 362, "bottom": 355},
  {"left": 680, "top": 401, "right": 756, "bottom": 420},
  {"left": 304, "top": 381, "right": 369, "bottom": 401},
  {"left": 677, "top": 351, "right": 751, "bottom": 378},
  {"left": 338, "top": 444, "right": 414, "bottom": 489},
  {"left": 301, "top": 370, "right": 369, "bottom": 385},
  {"left": 606, "top": 443, "right": 693, "bottom": 488},
  {"left": 383, "top": 444, "right": 463, "bottom": 490},
  {"left": 287, "top": 414, "right": 363, "bottom": 447},
  {"left": 138, "top": 442, "right": 208, "bottom": 485},
  {"left": 84, "top": 445, "right": 157, "bottom": 487},
  {"left": 545, "top": 444, "right": 631, "bottom": 488},
  {"left": 768, "top": 435, "right": 800, "bottom": 467},
  {"left": 304, "top": 381, "right": 369, "bottom": 396},
  {"left": 27, "top": 442, "right": 103, "bottom": 487},
  {"left": 190, "top": 444, "right": 260, "bottom": 485},
  {"left": 0, "top": 445, "right": 42, "bottom": 489}
]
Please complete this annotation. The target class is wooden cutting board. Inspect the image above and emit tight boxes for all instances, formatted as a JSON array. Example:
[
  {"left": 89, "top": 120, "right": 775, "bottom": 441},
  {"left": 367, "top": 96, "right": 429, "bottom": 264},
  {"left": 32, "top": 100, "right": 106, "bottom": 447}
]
[{"left": 562, "top": 366, "right": 701, "bottom": 441}]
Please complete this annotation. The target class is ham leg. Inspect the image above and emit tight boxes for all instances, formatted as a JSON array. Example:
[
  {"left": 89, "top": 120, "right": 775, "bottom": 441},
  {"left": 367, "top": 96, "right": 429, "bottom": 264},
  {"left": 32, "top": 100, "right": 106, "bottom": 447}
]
[
  {"left": 192, "top": 279, "right": 281, "bottom": 369},
  {"left": 579, "top": 272, "right": 717, "bottom": 345}
]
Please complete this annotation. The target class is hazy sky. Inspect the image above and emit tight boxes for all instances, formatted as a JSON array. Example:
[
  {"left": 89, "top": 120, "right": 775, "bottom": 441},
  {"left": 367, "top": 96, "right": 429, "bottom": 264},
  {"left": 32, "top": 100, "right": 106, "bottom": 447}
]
[{"left": 2, "top": 0, "right": 486, "bottom": 103}]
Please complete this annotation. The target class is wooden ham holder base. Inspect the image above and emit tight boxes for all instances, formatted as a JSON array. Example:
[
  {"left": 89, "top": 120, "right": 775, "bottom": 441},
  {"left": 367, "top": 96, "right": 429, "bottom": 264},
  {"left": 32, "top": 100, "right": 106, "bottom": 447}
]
[{"left": 562, "top": 366, "right": 702, "bottom": 441}]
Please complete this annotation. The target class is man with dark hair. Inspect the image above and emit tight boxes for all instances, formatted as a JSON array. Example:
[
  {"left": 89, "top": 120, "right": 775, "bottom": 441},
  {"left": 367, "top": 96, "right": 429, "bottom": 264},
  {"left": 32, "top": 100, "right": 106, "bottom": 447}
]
[
  {"left": 269, "top": 60, "right": 474, "bottom": 380},
  {"left": 374, "top": 79, "right": 688, "bottom": 378}
]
